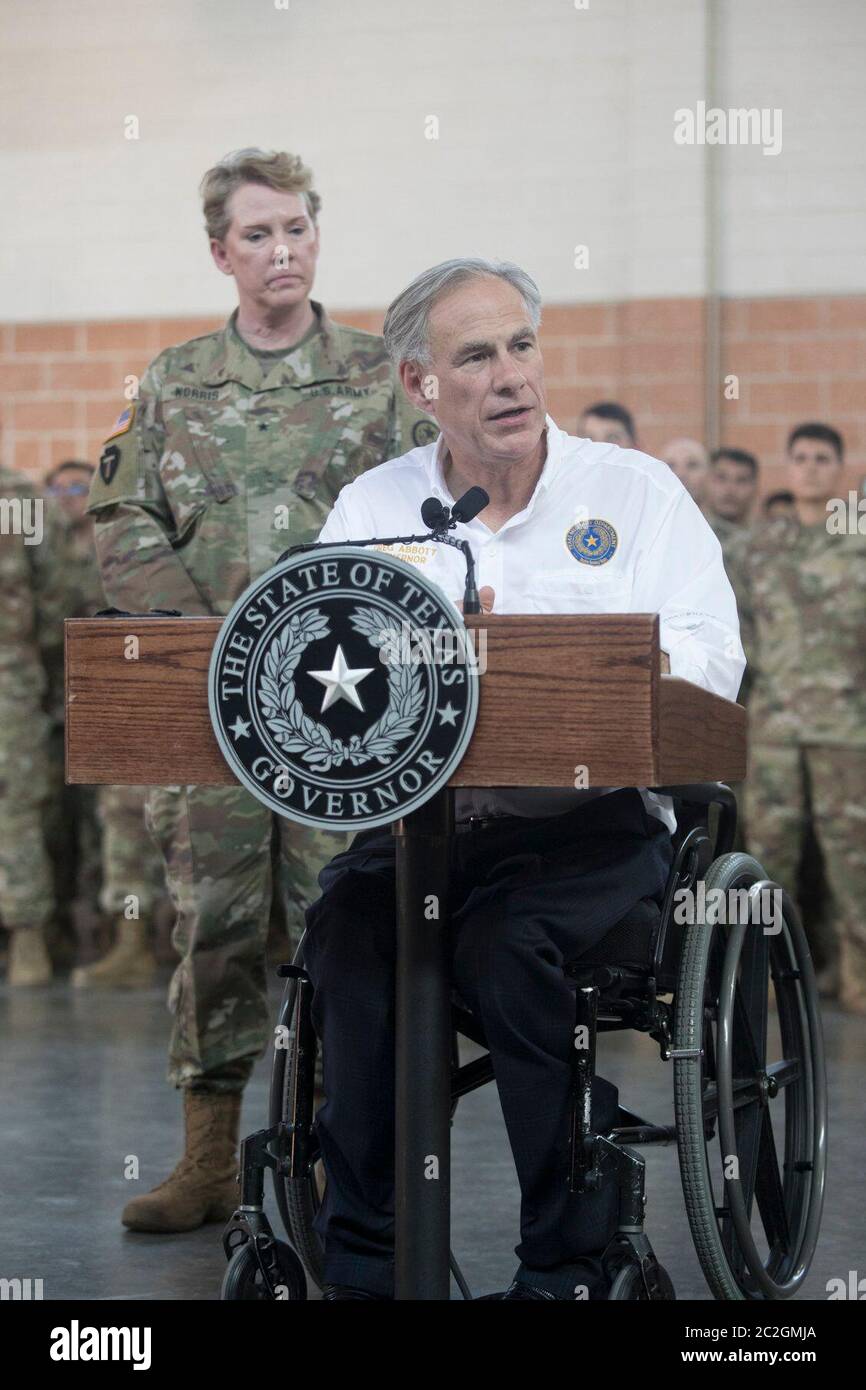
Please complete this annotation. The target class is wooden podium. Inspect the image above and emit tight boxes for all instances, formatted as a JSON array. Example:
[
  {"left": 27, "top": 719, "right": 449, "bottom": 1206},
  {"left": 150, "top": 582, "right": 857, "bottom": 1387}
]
[{"left": 66, "top": 611, "right": 746, "bottom": 1300}]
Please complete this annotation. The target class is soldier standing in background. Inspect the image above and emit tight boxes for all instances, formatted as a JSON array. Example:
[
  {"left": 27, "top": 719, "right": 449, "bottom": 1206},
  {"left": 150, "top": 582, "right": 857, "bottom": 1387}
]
[
  {"left": 87, "top": 148, "right": 436, "bottom": 1232},
  {"left": 763, "top": 489, "right": 797, "bottom": 522},
  {"left": 659, "top": 437, "right": 709, "bottom": 507},
  {"left": 702, "top": 448, "right": 760, "bottom": 848},
  {"left": 0, "top": 468, "right": 64, "bottom": 986},
  {"left": 730, "top": 422, "right": 866, "bottom": 1011},
  {"left": 704, "top": 447, "right": 759, "bottom": 561},
  {"left": 577, "top": 400, "right": 637, "bottom": 448},
  {"left": 42, "top": 462, "right": 104, "bottom": 962},
  {"left": 40, "top": 463, "right": 169, "bottom": 990}
]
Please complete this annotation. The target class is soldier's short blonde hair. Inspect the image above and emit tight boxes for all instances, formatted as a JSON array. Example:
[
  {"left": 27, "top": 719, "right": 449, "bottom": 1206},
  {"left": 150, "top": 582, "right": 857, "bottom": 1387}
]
[{"left": 200, "top": 148, "right": 322, "bottom": 241}]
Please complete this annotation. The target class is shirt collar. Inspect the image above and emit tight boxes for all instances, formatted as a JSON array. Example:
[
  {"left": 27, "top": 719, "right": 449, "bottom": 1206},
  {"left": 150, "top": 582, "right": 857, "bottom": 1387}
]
[
  {"left": 201, "top": 300, "right": 350, "bottom": 390},
  {"left": 427, "top": 414, "right": 563, "bottom": 510}
]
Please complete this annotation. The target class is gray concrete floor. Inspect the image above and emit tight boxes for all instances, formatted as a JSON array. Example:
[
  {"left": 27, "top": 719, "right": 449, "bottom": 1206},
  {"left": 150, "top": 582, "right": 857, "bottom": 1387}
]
[{"left": 0, "top": 975, "right": 862, "bottom": 1301}]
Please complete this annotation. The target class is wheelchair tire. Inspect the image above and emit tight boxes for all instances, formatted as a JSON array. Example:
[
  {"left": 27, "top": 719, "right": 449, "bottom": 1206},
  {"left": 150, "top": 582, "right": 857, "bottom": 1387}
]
[
  {"left": 270, "top": 973, "right": 326, "bottom": 1290},
  {"left": 673, "top": 853, "right": 827, "bottom": 1301},
  {"left": 608, "top": 1263, "right": 675, "bottom": 1300},
  {"left": 221, "top": 1240, "right": 307, "bottom": 1301}
]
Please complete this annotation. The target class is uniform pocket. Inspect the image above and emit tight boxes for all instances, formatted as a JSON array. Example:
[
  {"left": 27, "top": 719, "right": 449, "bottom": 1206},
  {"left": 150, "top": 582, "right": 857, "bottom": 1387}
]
[{"left": 159, "top": 408, "right": 238, "bottom": 534}]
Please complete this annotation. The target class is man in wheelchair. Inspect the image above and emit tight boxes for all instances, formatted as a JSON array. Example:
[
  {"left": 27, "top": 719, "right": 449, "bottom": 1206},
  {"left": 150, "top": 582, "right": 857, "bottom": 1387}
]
[{"left": 303, "top": 258, "right": 744, "bottom": 1300}]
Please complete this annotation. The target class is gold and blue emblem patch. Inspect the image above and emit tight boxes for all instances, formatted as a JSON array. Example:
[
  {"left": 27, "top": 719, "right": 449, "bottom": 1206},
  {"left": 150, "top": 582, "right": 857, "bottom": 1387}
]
[{"left": 566, "top": 519, "right": 618, "bottom": 565}]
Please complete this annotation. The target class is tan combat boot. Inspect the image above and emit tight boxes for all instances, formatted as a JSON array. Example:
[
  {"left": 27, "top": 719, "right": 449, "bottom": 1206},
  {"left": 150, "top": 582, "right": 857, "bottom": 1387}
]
[
  {"left": 121, "top": 1090, "right": 241, "bottom": 1233},
  {"left": 7, "top": 927, "right": 53, "bottom": 986},
  {"left": 71, "top": 920, "right": 157, "bottom": 989}
]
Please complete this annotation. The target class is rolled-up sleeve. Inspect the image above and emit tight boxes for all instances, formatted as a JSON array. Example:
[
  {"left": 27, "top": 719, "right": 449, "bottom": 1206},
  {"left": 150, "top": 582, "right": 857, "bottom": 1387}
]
[{"left": 638, "top": 489, "right": 745, "bottom": 701}]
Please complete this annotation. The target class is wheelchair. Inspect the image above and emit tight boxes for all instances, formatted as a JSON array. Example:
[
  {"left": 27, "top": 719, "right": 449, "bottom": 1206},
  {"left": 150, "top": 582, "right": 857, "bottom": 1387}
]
[{"left": 220, "top": 784, "right": 827, "bottom": 1301}]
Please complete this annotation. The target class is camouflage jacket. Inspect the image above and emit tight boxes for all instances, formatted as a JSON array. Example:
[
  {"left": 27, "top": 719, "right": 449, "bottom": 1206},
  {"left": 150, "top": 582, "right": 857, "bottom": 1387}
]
[
  {"left": 87, "top": 302, "right": 437, "bottom": 615},
  {"left": 60, "top": 522, "right": 106, "bottom": 618},
  {"left": 707, "top": 513, "right": 747, "bottom": 565},
  {"left": 726, "top": 515, "right": 866, "bottom": 747},
  {"left": 0, "top": 469, "right": 67, "bottom": 711},
  {"left": 707, "top": 514, "right": 750, "bottom": 702},
  {"left": 42, "top": 520, "right": 106, "bottom": 722}
]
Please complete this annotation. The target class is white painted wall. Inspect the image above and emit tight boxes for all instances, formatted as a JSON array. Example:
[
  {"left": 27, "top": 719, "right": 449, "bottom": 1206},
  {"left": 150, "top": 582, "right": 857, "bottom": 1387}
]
[
  {"left": 0, "top": 0, "right": 863, "bottom": 321},
  {"left": 716, "top": 0, "right": 866, "bottom": 296}
]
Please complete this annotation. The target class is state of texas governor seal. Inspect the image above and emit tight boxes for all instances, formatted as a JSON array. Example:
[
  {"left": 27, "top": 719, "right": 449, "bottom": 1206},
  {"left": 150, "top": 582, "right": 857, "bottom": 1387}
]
[{"left": 208, "top": 546, "right": 479, "bottom": 830}]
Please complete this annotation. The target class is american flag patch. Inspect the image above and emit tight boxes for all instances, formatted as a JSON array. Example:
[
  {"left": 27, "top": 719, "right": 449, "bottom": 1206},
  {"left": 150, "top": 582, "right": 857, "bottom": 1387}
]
[{"left": 105, "top": 403, "right": 136, "bottom": 441}]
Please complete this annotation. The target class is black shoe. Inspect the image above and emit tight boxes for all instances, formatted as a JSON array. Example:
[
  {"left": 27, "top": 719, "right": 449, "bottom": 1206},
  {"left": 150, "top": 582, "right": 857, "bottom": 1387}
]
[
  {"left": 481, "top": 1280, "right": 558, "bottom": 1301},
  {"left": 321, "top": 1283, "right": 391, "bottom": 1301}
]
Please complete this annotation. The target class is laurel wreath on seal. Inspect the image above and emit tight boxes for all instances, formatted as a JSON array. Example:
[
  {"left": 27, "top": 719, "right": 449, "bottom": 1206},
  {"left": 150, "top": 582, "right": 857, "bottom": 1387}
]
[{"left": 258, "top": 606, "right": 425, "bottom": 772}]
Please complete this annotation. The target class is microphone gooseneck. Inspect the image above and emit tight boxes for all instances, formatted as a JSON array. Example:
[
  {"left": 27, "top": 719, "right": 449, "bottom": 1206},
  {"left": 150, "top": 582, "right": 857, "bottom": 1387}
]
[{"left": 278, "top": 486, "right": 490, "bottom": 616}]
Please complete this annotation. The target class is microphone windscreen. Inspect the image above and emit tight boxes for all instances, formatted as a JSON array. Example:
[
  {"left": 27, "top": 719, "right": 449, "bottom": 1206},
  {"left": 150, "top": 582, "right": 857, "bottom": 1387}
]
[
  {"left": 450, "top": 487, "right": 489, "bottom": 524},
  {"left": 421, "top": 496, "right": 449, "bottom": 529}
]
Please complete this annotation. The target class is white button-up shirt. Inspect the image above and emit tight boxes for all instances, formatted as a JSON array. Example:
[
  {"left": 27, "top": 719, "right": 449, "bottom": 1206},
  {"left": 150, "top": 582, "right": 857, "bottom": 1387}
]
[{"left": 318, "top": 416, "right": 745, "bottom": 829}]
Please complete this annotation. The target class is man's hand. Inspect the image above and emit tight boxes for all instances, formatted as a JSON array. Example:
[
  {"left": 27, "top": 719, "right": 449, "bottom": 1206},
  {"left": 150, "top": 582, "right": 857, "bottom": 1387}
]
[{"left": 457, "top": 585, "right": 495, "bottom": 614}]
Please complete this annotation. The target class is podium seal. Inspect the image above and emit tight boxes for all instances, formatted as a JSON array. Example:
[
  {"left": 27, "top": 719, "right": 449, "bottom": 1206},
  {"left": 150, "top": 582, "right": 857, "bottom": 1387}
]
[{"left": 208, "top": 545, "right": 479, "bottom": 830}]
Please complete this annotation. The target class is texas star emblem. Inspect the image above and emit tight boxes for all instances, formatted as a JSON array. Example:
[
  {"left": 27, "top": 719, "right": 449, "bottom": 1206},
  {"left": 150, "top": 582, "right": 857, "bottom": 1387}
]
[
  {"left": 566, "top": 518, "right": 618, "bottom": 566},
  {"left": 208, "top": 546, "right": 479, "bottom": 830}
]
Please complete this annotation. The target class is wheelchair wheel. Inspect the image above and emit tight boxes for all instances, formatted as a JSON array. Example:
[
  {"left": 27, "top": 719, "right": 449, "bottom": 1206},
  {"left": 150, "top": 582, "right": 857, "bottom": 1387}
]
[
  {"left": 674, "top": 853, "right": 827, "bottom": 1300},
  {"left": 221, "top": 1240, "right": 307, "bottom": 1301},
  {"left": 270, "top": 972, "right": 326, "bottom": 1290},
  {"left": 608, "top": 1263, "right": 675, "bottom": 1300}
]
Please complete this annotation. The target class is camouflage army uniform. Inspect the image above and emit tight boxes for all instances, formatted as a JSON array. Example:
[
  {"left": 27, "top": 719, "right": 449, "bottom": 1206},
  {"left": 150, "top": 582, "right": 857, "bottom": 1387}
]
[
  {"left": 31, "top": 515, "right": 166, "bottom": 940},
  {"left": 707, "top": 513, "right": 747, "bottom": 576},
  {"left": 42, "top": 518, "right": 105, "bottom": 920},
  {"left": 52, "top": 520, "right": 167, "bottom": 924},
  {"left": 707, "top": 513, "right": 750, "bottom": 847},
  {"left": 88, "top": 302, "right": 435, "bottom": 1090},
  {"left": 728, "top": 517, "right": 866, "bottom": 1008},
  {"left": 0, "top": 470, "right": 64, "bottom": 932}
]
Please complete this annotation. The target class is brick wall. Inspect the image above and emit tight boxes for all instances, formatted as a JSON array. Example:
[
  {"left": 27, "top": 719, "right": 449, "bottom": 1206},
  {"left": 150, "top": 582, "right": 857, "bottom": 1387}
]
[{"left": 2, "top": 294, "right": 863, "bottom": 500}]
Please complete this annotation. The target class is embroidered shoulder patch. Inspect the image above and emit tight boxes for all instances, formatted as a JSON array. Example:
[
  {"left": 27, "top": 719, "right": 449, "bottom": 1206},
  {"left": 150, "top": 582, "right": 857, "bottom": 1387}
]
[{"left": 104, "top": 404, "right": 136, "bottom": 442}]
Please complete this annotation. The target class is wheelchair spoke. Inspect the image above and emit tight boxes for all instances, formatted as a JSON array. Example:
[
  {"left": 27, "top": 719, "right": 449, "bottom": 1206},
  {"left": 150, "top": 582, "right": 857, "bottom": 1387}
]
[
  {"left": 736, "top": 925, "right": 769, "bottom": 1070},
  {"left": 753, "top": 1108, "right": 792, "bottom": 1257},
  {"left": 732, "top": 1101, "right": 763, "bottom": 1224},
  {"left": 700, "top": 1072, "right": 769, "bottom": 1122},
  {"left": 767, "top": 1057, "right": 801, "bottom": 1090},
  {"left": 730, "top": 996, "right": 767, "bottom": 1222}
]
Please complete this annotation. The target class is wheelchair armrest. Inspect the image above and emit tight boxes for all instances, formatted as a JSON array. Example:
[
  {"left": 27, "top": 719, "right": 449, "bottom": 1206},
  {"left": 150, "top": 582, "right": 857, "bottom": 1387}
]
[{"left": 650, "top": 783, "right": 737, "bottom": 857}]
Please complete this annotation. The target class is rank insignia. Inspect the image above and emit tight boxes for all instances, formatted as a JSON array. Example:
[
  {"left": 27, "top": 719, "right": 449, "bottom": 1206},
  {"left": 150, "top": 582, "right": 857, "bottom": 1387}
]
[{"left": 566, "top": 519, "right": 618, "bottom": 566}]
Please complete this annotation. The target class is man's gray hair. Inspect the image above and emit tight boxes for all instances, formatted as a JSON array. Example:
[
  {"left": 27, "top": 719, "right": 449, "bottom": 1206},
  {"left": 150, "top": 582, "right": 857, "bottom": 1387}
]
[{"left": 383, "top": 258, "right": 542, "bottom": 367}]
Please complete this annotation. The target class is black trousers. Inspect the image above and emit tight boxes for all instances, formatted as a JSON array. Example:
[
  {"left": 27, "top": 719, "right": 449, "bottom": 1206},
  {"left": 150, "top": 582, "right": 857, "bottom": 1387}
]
[{"left": 303, "top": 788, "right": 673, "bottom": 1297}]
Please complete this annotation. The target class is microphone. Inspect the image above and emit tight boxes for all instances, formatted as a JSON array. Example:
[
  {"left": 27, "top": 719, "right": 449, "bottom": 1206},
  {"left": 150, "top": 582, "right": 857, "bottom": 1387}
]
[
  {"left": 279, "top": 487, "right": 491, "bottom": 614},
  {"left": 419, "top": 487, "right": 489, "bottom": 533},
  {"left": 450, "top": 487, "right": 489, "bottom": 525},
  {"left": 418, "top": 490, "right": 488, "bottom": 615},
  {"left": 420, "top": 496, "right": 450, "bottom": 531}
]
